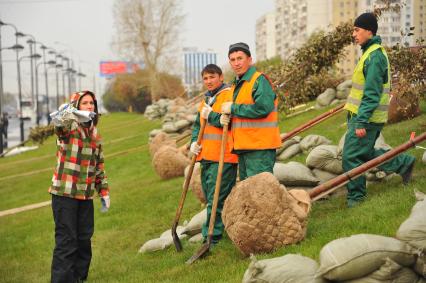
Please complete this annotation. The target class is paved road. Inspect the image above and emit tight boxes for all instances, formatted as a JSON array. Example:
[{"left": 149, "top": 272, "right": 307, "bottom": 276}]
[{"left": 3, "top": 117, "right": 49, "bottom": 149}]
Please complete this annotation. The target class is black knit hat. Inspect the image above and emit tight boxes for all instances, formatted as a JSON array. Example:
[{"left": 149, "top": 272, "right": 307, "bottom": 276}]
[
  {"left": 354, "top": 13, "right": 378, "bottom": 35},
  {"left": 228, "top": 42, "right": 251, "bottom": 57}
]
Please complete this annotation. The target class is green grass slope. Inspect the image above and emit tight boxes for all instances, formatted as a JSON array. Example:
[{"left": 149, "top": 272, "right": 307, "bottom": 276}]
[{"left": 0, "top": 104, "right": 425, "bottom": 283}]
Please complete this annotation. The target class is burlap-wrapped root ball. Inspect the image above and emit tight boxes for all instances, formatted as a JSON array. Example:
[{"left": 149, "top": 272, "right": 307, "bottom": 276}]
[
  {"left": 183, "top": 162, "right": 206, "bottom": 204},
  {"left": 149, "top": 132, "right": 176, "bottom": 157},
  {"left": 222, "top": 172, "right": 309, "bottom": 256},
  {"left": 152, "top": 145, "right": 190, "bottom": 179}
]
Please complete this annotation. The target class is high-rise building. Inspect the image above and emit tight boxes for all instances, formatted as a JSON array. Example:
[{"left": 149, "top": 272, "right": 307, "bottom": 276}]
[
  {"left": 331, "top": 0, "right": 359, "bottom": 77},
  {"left": 358, "top": 0, "right": 426, "bottom": 47},
  {"left": 275, "top": 0, "right": 331, "bottom": 59},
  {"left": 257, "top": 0, "right": 425, "bottom": 76},
  {"left": 412, "top": 0, "right": 426, "bottom": 45},
  {"left": 256, "top": 12, "right": 277, "bottom": 61},
  {"left": 183, "top": 48, "right": 217, "bottom": 90}
]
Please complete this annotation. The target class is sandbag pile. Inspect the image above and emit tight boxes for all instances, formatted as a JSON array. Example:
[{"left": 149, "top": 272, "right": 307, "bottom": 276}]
[
  {"left": 144, "top": 98, "right": 171, "bottom": 120},
  {"left": 152, "top": 145, "right": 190, "bottom": 179},
  {"left": 239, "top": 191, "right": 426, "bottom": 282},
  {"left": 146, "top": 97, "right": 200, "bottom": 140},
  {"left": 242, "top": 254, "right": 327, "bottom": 283},
  {"left": 222, "top": 172, "right": 309, "bottom": 256},
  {"left": 139, "top": 208, "right": 207, "bottom": 253},
  {"left": 276, "top": 134, "right": 332, "bottom": 161},
  {"left": 317, "top": 234, "right": 418, "bottom": 281},
  {"left": 276, "top": 136, "right": 302, "bottom": 161},
  {"left": 315, "top": 80, "right": 351, "bottom": 109},
  {"left": 396, "top": 191, "right": 426, "bottom": 278},
  {"left": 183, "top": 162, "right": 206, "bottom": 204}
]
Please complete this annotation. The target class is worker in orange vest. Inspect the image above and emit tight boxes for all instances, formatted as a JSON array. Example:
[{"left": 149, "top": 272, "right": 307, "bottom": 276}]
[
  {"left": 221, "top": 42, "right": 281, "bottom": 180},
  {"left": 190, "top": 64, "right": 238, "bottom": 244}
]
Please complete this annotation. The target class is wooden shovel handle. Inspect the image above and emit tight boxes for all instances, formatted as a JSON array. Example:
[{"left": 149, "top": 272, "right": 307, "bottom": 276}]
[{"left": 207, "top": 115, "right": 229, "bottom": 237}]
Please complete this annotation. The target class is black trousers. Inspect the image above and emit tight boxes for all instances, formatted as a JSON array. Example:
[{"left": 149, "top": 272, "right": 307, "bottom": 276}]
[{"left": 51, "top": 194, "right": 94, "bottom": 283}]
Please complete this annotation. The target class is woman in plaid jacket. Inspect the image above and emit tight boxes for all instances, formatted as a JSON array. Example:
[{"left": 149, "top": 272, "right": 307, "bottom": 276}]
[{"left": 49, "top": 91, "right": 110, "bottom": 283}]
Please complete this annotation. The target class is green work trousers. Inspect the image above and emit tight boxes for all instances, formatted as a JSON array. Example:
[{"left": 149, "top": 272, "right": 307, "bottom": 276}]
[
  {"left": 342, "top": 118, "right": 415, "bottom": 203},
  {"left": 200, "top": 161, "right": 238, "bottom": 239},
  {"left": 238, "top": 149, "right": 276, "bottom": 181}
]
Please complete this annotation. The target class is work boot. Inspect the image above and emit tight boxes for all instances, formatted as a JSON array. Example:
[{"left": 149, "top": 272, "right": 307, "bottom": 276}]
[{"left": 401, "top": 160, "right": 415, "bottom": 185}]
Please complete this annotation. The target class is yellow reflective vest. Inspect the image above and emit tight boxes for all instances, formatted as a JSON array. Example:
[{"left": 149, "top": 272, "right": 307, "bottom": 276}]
[{"left": 344, "top": 43, "right": 391, "bottom": 123}]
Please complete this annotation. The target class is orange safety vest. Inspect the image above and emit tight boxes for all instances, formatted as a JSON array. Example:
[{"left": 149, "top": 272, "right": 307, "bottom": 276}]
[
  {"left": 231, "top": 71, "right": 281, "bottom": 150},
  {"left": 197, "top": 87, "right": 238, "bottom": 164}
]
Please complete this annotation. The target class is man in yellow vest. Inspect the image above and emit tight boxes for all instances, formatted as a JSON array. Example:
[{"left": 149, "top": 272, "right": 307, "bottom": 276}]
[
  {"left": 190, "top": 64, "right": 238, "bottom": 244},
  {"left": 221, "top": 42, "right": 281, "bottom": 181},
  {"left": 343, "top": 13, "right": 416, "bottom": 208}
]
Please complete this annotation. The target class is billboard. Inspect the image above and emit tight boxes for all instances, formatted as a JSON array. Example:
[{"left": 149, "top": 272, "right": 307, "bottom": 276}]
[{"left": 99, "top": 61, "right": 144, "bottom": 78}]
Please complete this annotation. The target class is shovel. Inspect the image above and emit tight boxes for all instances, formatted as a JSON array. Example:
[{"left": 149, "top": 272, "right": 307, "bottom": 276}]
[
  {"left": 172, "top": 118, "right": 207, "bottom": 252},
  {"left": 186, "top": 115, "right": 229, "bottom": 264}
]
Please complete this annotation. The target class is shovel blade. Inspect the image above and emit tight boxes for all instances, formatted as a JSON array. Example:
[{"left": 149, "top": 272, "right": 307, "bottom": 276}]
[
  {"left": 186, "top": 243, "right": 210, "bottom": 264},
  {"left": 172, "top": 223, "right": 183, "bottom": 252}
]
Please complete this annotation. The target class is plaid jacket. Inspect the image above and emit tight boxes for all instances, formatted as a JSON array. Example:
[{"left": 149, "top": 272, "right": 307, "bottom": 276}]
[{"left": 49, "top": 121, "right": 109, "bottom": 200}]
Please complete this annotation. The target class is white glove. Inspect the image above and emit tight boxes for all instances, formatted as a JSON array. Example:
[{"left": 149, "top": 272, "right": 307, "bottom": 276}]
[
  {"left": 220, "top": 114, "right": 230, "bottom": 126},
  {"left": 100, "top": 195, "right": 110, "bottom": 213},
  {"left": 221, "top": 102, "right": 233, "bottom": 114},
  {"left": 200, "top": 104, "right": 212, "bottom": 119},
  {"left": 189, "top": 141, "right": 202, "bottom": 156}
]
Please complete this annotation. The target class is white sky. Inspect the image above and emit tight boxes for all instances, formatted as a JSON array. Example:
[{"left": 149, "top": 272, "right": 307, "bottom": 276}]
[{"left": 0, "top": 0, "right": 274, "bottom": 98}]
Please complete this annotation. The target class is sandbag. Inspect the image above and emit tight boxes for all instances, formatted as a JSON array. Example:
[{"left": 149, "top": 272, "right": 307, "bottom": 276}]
[
  {"left": 181, "top": 208, "right": 207, "bottom": 236},
  {"left": 149, "top": 132, "right": 176, "bottom": 156},
  {"left": 159, "top": 226, "right": 186, "bottom": 243},
  {"left": 342, "top": 257, "right": 421, "bottom": 283},
  {"left": 396, "top": 191, "right": 426, "bottom": 250},
  {"left": 242, "top": 254, "right": 328, "bottom": 283},
  {"left": 276, "top": 136, "right": 302, "bottom": 155},
  {"left": 152, "top": 146, "right": 190, "bottom": 179},
  {"left": 317, "top": 234, "right": 417, "bottom": 281},
  {"left": 162, "top": 122, "right": 179, "bottom": 133},
  {"left": 317, "top": 88, "right": 336, "bottom": 107},
  {"left": 277, "top": 143, "right": 302, "bottom": 161},
  {"left": 223, "top": 172, "right": 307, "bottom": 256},
  {"left": 175, "top": 119, "right": 191, "bottom": 131},
  {"left": 273, "top": 162, "right": 320, "bottom": 187},
  {"left": 312, "top": 168, "right": 338, "bottom": 184},
  {"left": 188, "top": 233, "right": 203, "bottom": 243},
  {"left": 139, "top": 238, "right": 169, "bottom": 253},
  {"left": 300, "top": 135, "right": 332, "bottom": 153},
  {"left": 184, "top": 162, "right": 206, "bottom": 204},
  {"left": 414, "top": 253, "right": 426, "bottom": 278},
  {"left": 306, "top": 145, "right": 343, "bottom": 174}
]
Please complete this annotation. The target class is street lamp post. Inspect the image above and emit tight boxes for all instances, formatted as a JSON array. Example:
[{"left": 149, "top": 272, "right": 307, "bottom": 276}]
[
  {"left": 17, "top": 53, "right": 41, "bottom": 142},
  {"left": 24, "top": 34, "right": 37, "bottom": 107},
  {"left": 55, "top": 63, "right": 63, "bottom": 108},
  {"left": 0, "top": 20, "right": 6, "bottom": 154},
  {"left": 35, "top": 58, "right": 52, "bottom": 125},
  {"left": 0, "top": 20, "right": 25, "bottom": 150},
  {"left": 45, "top": 60, "right": 57, "bottom": 123},
  {"left": 77, "top": 71, "right": 86, "bottom": 90}
]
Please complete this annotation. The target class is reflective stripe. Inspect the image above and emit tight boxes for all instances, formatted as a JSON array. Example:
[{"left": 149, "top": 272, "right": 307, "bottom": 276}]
[
  {"left": 202, "top": 133, "right": 222, "bottom": 141},
  {"left": 351, "top": 82, "right": 390, "bottom": 94},
  {"left": 233, "top": 121, "right": 278, "bottom": 129},
  {"left": 346, "top": 96, "right": 389, "bottom": 111}
]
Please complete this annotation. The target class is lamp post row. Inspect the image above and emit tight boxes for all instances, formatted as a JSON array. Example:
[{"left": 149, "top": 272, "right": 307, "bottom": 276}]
[{"left": 0, "top": 19, "right": 86, "bottom": 153}]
